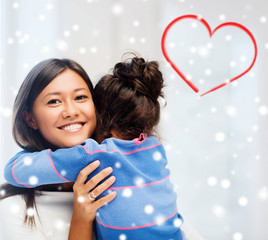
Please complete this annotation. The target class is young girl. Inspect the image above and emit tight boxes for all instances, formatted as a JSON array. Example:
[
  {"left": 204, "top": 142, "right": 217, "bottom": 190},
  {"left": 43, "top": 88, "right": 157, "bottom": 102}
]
[
  {"left": 4, "top": 56, "right": 185, "bottom": 239},
  {"left": 0, "top": 58, "right": 116, "bottom": 240}
]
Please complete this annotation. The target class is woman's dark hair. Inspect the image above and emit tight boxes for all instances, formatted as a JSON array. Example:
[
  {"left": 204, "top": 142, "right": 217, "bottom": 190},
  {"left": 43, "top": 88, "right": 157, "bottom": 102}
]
[
  {"left": 93, "top": 55, "right": 164, "bottom": 141},
  {"left": 0, "top": 58, "right": 93, "bottom": 227},
  {"left": 13, "top": 58, "right": 93, "bottom": 152}
]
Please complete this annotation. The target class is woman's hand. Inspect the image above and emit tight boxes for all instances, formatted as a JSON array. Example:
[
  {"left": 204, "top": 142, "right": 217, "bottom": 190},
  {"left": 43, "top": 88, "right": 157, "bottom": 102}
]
[{"left": 68, "top": 160, "right": 116, "bottom": 240}]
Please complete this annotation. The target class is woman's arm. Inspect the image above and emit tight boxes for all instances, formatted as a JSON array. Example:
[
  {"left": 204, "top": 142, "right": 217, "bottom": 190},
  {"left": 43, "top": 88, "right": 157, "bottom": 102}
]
[{"left": 68, "top": 160, "right": 117, "bottom": 240}]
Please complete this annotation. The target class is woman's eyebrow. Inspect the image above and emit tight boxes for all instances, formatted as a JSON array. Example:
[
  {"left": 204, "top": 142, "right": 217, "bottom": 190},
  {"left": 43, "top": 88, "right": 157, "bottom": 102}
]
[{"left": 43, "top": 88, "right": 88, "bottom": 99}]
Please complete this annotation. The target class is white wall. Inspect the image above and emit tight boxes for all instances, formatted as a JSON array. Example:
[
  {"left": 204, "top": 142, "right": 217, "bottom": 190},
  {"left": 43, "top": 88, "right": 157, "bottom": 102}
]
[{"left": 1, "top": 0, "right": 267, "bottom": 239}]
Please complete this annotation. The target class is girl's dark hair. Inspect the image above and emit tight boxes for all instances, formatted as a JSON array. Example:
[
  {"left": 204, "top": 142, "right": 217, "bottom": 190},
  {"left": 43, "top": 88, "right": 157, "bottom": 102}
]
[
  {"left": 0, "top": 58, "right": 93, "bottom": 227},
  {"left": 93, "top": 55, "right": 164, "bottom": 141}
]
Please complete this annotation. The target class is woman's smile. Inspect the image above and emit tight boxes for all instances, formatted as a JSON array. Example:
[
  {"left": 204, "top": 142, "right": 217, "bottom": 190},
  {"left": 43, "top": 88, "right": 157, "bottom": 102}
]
[{"left": 58, "top": 122, "right": 85, "bottom": 133}]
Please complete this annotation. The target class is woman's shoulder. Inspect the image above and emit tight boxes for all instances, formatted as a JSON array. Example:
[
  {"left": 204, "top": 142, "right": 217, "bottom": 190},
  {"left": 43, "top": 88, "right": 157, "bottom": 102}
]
[{"left": 0, "top": 191, "right": 74, "bottom": 240}]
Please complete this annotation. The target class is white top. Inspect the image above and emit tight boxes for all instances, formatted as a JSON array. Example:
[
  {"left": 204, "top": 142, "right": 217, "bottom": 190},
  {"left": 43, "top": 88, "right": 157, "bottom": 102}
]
[{"left": 0, "top": 191, "right": 84, "bottom": 240}]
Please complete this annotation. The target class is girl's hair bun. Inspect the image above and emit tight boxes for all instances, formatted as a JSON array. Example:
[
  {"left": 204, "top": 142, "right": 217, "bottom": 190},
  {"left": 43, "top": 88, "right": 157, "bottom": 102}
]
[
  {"left": 93, "top": 53, "right": 165, "bottom": 140},
  {"left": 113, "top": 55, "right": 164, "bottom": 101}
]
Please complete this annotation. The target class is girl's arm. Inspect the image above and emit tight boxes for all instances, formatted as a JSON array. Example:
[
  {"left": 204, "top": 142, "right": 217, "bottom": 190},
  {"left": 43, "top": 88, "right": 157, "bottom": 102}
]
[{"left": 4, "top": 139, "right": 97, "bottom": 188}]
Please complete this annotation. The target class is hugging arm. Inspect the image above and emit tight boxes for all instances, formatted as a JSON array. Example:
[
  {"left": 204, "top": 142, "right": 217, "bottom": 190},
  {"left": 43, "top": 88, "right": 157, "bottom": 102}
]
[{"left": 4, "top": 141, "right": 94, "bottom": 188}]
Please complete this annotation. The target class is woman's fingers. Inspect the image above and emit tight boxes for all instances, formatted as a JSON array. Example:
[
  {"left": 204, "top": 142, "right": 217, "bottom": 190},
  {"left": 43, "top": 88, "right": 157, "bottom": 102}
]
[
  {"left": 85, "top": 167, "right": 113, "bottom": 190},
  {"left": 90, "top": 176, "right": 116, "bottom": 199},
  {"left": 74, "top": 160, "right": 100, "bottom": 185},
  {"left": 92, "top": 191, "right": 117, "bottom": 210}
]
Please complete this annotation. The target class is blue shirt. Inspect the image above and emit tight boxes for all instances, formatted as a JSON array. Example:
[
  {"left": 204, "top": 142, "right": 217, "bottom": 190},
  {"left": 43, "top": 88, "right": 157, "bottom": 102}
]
[{"left": 4, "top": 134, "right": 184, "bottom": 240}]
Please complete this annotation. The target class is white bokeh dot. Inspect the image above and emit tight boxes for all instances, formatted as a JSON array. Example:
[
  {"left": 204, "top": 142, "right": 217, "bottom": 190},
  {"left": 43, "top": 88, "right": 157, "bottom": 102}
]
[
  {"left": 140, "top": 37, "right": 146, "bottom": 43},
  {"left": 91, "top": 47, "right": 98, "bottom": 53},
  {"left": 190, "top": 46, "right": 197, "bottom": 53},
  {"left": 260, "top": 16, "right": 267, "bottom": 23},
  {"left": 54, "top": 219, "right": 65, "bottom": 230},
  {"left": 119, "top": 234, "right": 127, "bottom": 240},
  {"left": 133, "top": 20, "right": 139, "bottom": 27},
  {"left": 230, "top": 61, "right": 237, "bottom": 67},
  {"left": 29, "top": 176, "right": 38, "bottom": 185},
  {"left": 11, "top": 204, "right": 20, "bottom": 214},
  {"left": 212, "top": 204, "right": 225, "bottom": 217},
  {"left": 205, "top": 68, "right": 211, "bottom": 75},
  {"left": 173, "top": 218, "right": 183, "bottom": 227},
  {"left": 169, "top": 42, "right": 176, "bottom": 48},
  {"left": 258, "top": 186, "right": 268, "bottom": 200},
  {"left": 189, "top": 59, "right": 194, "bottom": 65},
  {"left": 64, "top": 31, "right": 70, "bottom": 37},
  {"left": 225, "top": 106, "right": 236, "bottom": 117},
  {"left": 46, "top": 4, "right": 53, "bottom": 10},
  {"left": 252, "top": 125, "right": 258, "bottom": 131},
  {"left": 238, "top": 197, "right": 248, "bottom": 206},
  {"left": 219, "top": 14, "right": 226, "bottom": 21},
  {"left": 134, "top": 177, "right": 145, "bottom": 186},
  {"left": 155, "top": 215, "right": 165, "bottom": 225},
  {"left": 221, "top": 179, "right": 231, "bottom": 189},
  {"left": 191, "top": 22, "right": 197, "bottom": 28},
  {"left": 56, "top": 40, "right": 68, "bottom": 51},
  {"left": 79, "top": 47, "right": 86, "bottom": 54},
  {"left": 115, "top": 162, "right": 121, "bottom": 168},
  {"left": 13, "top": 2, "right": 19, "bottom": 8},
  {"left": 153, "top": 151, "right": 162, "bottom": 161},
  {"left": 112, "top": 4, "right": 123, "bottom": 15},
  {"left": 72, "top": 24, "right": 80, "bottom": 31},
  {"left": 211, "top": 107, "right": 217, "bottom": 113},
  {"left": 26, "top": 207, "right": 35, "bottom": 217},
  {"left": 7, "top": 38, "right": 14, "bottom": 45},
  {"left": 144, "top": 205, "right": 154, "bottom": 214},
  {"left": 240, "top": 56, "right": 247, "bottom": 62},
  {"left": 215, "top": 132, "right": 225, "bottom": 142},
  {"left": 129, "top": 37, "right": 136, "bottom": 44},
  {"left": 77, "top": 196, "right": 85, "bottom": 203},
  {"left": 122, "top": 188, "right": 132, "bottom": 198},
  {"left": 198, "top": 46, "right": 209, "bottom": 57},
  {"left": 0, "top": 189, "right": 6, "bottom": 196},
  {"left": 259, "top": 105, "right": 268, "bottom": 115},
  {"left": 207, "top": 176, "right": 217, "bottom": 186},
  {"left": 232, "top": 81, "right": 238, "bottom": 87},
  {"left": 225, "top": 35, "right": 232, "bottom": 41},
  {"left": 186, "top": 74, "right": 192, "bottom": 80},
  {"left": 23, "top": 156, "right": 33, "bottom": 166},
  {"left": 39, "top": 14, "right": 46, "bottom": 21},
  {"left": 233, "top": 232, "right": 243, "bottom": 240}
]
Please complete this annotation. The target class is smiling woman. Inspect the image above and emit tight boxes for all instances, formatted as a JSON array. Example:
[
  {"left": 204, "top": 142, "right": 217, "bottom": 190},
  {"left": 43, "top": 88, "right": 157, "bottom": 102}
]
[
  {"left": 0, "top": 58, "right": 116, "bottom": 240},
  {"left": 23, "top": 69, "right": 97, "bottom": 149}
]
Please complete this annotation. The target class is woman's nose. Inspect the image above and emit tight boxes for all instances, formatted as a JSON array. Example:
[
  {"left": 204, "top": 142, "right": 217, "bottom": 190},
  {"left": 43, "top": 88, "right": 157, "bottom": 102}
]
[{"left": 62, "top": 102, "right": 79, "bottom": 118}]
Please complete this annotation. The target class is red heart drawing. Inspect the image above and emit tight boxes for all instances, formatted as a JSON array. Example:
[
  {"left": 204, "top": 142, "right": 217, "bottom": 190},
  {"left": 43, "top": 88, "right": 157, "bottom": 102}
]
[{"left": 161, "top": 15, "right": 257, "bottom": 97}]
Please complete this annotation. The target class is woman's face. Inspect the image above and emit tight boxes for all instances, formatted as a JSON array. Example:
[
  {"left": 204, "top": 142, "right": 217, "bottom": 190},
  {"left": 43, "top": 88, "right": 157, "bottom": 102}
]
[{"left": 29, "top": 69, "right": 96, "bottom": 149}]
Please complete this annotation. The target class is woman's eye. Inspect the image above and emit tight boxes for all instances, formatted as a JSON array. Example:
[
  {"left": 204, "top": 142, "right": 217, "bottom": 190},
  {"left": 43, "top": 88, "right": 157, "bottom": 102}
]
[
  {"left": 76, "top": 95, "right": 88, "bottom": 100},
  {"left": 47, "top": 99, "right": 60, "bottom": 104}
]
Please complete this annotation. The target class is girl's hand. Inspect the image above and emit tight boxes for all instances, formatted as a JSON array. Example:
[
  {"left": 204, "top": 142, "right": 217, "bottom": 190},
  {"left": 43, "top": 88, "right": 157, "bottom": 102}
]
[{"left": 68, "top": 160, "right": 116, "bottom": 240}]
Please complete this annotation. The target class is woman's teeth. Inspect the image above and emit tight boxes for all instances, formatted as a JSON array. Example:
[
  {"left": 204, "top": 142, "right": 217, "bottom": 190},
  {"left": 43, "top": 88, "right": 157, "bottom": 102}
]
[{"left": 62, "top": 124, "right": 83, "bottom": 132}]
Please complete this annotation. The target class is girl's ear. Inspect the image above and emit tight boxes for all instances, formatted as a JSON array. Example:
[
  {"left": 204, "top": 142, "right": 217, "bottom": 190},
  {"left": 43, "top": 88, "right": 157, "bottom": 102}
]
[{"left": 23, "top": 111, "right": 38, "bottom": 130}]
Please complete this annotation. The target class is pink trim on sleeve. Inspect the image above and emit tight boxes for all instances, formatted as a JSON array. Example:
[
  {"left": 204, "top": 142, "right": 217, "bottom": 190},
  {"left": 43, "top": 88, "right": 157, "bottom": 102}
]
[
  {"left": 96, "top": 210, "right": 178, "bottom": 230},
  {"left": 48, "top": 149, "right": 70, "bottom": 182},
  {"left": 12, "top": 159, "right": 31, "bottom": 188},
  {"left": 83, "top": 142, "right": 162, "bottom": 155}
]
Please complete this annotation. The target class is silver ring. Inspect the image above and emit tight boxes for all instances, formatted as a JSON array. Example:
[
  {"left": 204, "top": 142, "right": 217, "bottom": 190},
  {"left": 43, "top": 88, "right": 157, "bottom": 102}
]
[{"left": 88, "top": 191, "right": 97, "bottom": 201}]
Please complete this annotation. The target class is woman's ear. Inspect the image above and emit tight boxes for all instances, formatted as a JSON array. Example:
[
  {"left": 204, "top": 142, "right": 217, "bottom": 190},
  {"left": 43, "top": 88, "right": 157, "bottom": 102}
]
[{"left": 23, "top": 111, "right": 38, "bottom": 130}]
